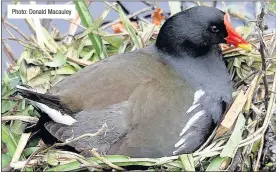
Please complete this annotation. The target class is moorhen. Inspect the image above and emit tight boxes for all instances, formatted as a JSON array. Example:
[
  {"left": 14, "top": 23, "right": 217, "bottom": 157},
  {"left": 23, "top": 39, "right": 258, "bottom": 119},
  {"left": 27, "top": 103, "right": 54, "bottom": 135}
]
[{"left": 17, "top": 6, "right": 251, "bottom": 158}]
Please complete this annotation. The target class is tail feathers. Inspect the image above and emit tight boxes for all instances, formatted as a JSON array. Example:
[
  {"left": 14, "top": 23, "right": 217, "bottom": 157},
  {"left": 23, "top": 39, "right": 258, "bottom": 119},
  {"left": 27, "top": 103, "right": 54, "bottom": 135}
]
[
  {"left": 16, "top": 85, "right": 74, "bottom": 114},
  {"left": 16, "top": 85, "right": 77, "bottom": 126}
]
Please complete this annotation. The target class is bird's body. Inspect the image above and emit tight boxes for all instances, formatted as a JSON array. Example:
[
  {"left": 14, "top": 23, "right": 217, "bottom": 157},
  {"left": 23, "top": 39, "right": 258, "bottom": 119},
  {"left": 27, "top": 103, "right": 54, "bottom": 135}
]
[
  {"left": 17, "top": 6, "right": 251, "bottom": 158},
  {"left": 42, "top": 45, "right": 231, "bottom": 157}
]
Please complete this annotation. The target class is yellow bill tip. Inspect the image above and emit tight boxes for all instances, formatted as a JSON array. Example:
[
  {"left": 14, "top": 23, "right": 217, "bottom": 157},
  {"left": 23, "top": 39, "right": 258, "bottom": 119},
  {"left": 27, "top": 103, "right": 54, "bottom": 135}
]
[{"left": 238, "top": 44, "right": 252, "bottom": 51}]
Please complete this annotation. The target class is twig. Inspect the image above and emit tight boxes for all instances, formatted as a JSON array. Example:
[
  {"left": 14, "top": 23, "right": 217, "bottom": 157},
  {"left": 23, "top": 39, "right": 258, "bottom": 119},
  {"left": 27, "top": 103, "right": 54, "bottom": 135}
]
[
  {"left": 2, "top": 22, "right": 15, "bottom": 38},
  {"left": 21, "top": 146, "right": 45, "bottom": 172},
  {"left": 67, "top": 56, "right": 93, "bottom": 67},
  {"left": 89, "top": 149, "right": 125, "bottom": 171},
  {"left": 77, "top": 158, "right": 102, "bottom": 172},
  {"left": 2, "top": 42, "right": 17, "bottom": 65},
  {"left": 240, "top": 72, "right": 276, "bottom": 145},
  {"left": 53, "top": 123, "right": 107, "bottom": 147},
  {"left": 2, "top": 116, "right": 39, "bottom": 123},
  {"left": 254, "top": 136, "right": 264, "bottom": 171},
  {"left": 2, "top": 37, "right": 40, "bottom": 49},
  {"left": 2, "top": 18, "right": 29, "bottom": 40},
  {"left": 101, "top": 5, "right": 155, "bottom": 30},
  {"left": 257, "top": 5, "right": 270, "bottom": 109},
  {"left": 141, "top": 1, "right": 155, "bottom": 7},
  {"left": 10, "top": 159, "right": 40, "bottom": 170},
  {"left": 10, "top": 133, "right": 32, "bottom": 168},
  {"left": 63, "top": 18, "right": 87, "bottom": 29},
  {"left": 234, "top": 70, "right": 258, "bottom": 88}
]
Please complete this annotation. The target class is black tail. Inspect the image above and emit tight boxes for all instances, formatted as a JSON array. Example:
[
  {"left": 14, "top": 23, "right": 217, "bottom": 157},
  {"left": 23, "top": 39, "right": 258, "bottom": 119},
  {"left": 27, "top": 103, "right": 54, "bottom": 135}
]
[
  {"left": 16, "top": 86, "right": 74, "bottom": 114},
  {"left": 17, "top": 86, "right": 78, "bottom": 152}
]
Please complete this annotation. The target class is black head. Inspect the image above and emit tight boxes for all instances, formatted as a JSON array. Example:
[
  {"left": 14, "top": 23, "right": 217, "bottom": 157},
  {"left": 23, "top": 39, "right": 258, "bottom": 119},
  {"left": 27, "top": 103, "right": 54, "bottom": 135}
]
[{"left": 156, "top": 6, "right": 227, "bottom": 57}]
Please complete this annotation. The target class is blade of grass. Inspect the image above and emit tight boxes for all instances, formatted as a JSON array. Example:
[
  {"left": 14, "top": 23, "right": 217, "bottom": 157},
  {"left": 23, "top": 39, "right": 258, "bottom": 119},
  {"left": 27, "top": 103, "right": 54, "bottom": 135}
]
[
  {"left": 220, "top": 114, "right": 245, "bottom": 158},
  {"left": 113, "top": 3, "right": 143, "bottom": 49},
  {"left": 25, "top": 18, "right": 59, "bottom": 54},
  {"left": 215, "top": 89, "right": 247, "bottom": 139},
  {"left": 179, "top": 154, "right": 195, "bottom": 171},
  {"left": 74, "top": 0, "right": 107, "bottom": 60}
]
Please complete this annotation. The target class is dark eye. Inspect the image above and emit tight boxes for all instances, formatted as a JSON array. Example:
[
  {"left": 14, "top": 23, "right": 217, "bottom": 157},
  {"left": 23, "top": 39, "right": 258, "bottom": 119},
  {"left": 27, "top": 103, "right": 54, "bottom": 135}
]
[{"left": 211, "top": 25, "right": 219, "bottom": 33}]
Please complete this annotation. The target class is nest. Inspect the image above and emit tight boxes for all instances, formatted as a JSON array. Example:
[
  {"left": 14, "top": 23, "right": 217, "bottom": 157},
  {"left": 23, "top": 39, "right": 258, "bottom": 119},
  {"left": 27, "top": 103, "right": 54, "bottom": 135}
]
[{"left": 2, "top": 1, "right": 276, "bottom": 171}]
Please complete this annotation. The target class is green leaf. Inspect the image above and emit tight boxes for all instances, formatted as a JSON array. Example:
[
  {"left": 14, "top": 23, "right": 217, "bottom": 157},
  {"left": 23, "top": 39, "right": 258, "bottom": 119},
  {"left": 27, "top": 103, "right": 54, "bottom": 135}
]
[
  {"left": 268, "top": 1, "right": 276, "bottom": 14},
  {"left": 20, "top": 59, "right": 27, "bottom": 84},
  {"left": 2, "top": 153, "right": 12, "bottom": 168},
  {"left": 23, "top": 147, "right": 40, "bottom": 157},
  {"left": 17, "top": 49, "right": 31, "bottom": 65},
  {"left": 74, "top": 0, "right": 108, "bottom": 59},
  {"left": 115, "top": 4, "right": 143, "bottom": 49},
  {"left": 206, "top": 156, "right": 229, "bottom": 171},
  {"left": 8, "top": 71, "right": 22, "bottom": 88},
  {"left": 2, "top": 125, "right": 19, "bottom": 158},
  {"left": 50, "top": 75, "right": 66, "bottom": 86},
  {"left": 46, "top": 153, "right": 181, "bottom": 171},
  {"left": 4, "top": 72, "right": 10, "bottom": 86},
  {"left": 10, "top": 106, "right": 33, "bottom": 135},
  {"left": 1, "top": 100, "right": 17, "bottom": 113},
  {"left": 220, "top": 114, "right": 245, "bottom": 158},
  {"left": 45, "top": 52, "right": 67, "bottom": 67},
  {"left": 102, "top": 35, "right": 124, "bottom": 48},
  {"left": 27, "top": 66, "right": 41, "bottom": 81},
  {"left": 2, "top": 88, "right": 17, "bottom": 99},
  {"left": 251, "top": 139, "right": 261, "bottom": 153},
  {"left": 80, "top": 49, "right": 95, "bottom": 61},
  {"left": 67, "top": 61, "right": 82, "bottom": 71},
  {"left": 179, "top": 154, "right": 195, "bottom": 171},
  {"left": 51, "top": 65, "right": 77, "bottom": 75},
  {"left": 168, "top": 1, "right": 182, "bottom": 16},
  {"left": 28, "top": 71, "right": 51, "bottom": 87}
]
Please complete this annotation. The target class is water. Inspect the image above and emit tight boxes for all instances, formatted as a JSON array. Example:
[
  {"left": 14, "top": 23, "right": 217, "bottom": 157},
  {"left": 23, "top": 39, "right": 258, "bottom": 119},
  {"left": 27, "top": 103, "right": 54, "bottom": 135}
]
[{"left": 1, "top": 1, "right": 275, "bottom": 73}]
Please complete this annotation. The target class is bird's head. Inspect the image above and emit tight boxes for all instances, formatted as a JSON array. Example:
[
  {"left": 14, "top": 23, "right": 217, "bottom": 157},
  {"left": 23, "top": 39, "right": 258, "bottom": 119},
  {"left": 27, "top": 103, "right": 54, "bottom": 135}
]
[{"left": 156, "top": 6, "right": 251, "bottom": 57}]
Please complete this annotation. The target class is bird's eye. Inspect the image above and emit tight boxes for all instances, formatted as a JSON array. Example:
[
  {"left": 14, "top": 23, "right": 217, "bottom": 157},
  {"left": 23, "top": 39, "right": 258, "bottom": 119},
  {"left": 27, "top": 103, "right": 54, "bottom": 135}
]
[{"left": 211, "top": 25, "right": 219, "bottom": 33}]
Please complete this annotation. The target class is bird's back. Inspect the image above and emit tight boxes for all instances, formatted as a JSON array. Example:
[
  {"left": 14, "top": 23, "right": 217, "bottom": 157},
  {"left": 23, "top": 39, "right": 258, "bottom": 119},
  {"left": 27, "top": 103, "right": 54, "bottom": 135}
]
[{"left": 48, "top": 45, "right": 195, "bottom": 111}]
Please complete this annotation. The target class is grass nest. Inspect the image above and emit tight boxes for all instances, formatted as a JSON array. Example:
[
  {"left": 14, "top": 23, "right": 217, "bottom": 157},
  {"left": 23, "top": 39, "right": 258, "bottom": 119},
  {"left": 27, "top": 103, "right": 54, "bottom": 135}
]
[{"left": 2, "top": 1, "right": 276, "bottom": 171}]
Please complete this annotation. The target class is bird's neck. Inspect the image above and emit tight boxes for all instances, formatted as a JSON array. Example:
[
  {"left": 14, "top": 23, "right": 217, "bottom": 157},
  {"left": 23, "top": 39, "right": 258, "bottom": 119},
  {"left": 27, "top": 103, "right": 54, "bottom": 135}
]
[
  {"left": 156, "top": 38, "right": 211, "bottom": 58},
  {"left": 154, "top": 45, "right": 233, "bottom": 104}
]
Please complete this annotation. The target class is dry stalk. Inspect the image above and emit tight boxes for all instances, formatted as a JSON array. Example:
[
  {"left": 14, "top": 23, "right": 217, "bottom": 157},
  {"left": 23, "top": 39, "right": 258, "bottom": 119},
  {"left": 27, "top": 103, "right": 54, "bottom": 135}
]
[
  {"left": 53, "top": 123, "right": 107, "bottom": 147},
  {"left": 89, "top": 149, "right": 125, "bottom": 171},
  {"left": 2, "top": 18, "right": 29, "bottom": 40},
  {"left": 257, "top": 5, "right": 270, "bottom": 109},
  {"left": 67, "top": 56, "right": 93, "bottom": 66},
  {"left": 2, "top": 116, "right": 39, "bottom": 123},
  {"left": 2, "top": 42, "right": 17, "bottom": 65},
  {"left": 254, "top": 136, "right": 264, "bottom": 171},
  {"left": 10, "top": 133, "right": 32, "bottom": 168}
]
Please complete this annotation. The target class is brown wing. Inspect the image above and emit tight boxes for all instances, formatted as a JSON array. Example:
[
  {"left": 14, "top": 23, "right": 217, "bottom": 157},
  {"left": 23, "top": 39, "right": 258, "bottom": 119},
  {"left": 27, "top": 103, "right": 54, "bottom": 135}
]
[{"left": 48, "top": 46, "right": 191, "bottom": 111}]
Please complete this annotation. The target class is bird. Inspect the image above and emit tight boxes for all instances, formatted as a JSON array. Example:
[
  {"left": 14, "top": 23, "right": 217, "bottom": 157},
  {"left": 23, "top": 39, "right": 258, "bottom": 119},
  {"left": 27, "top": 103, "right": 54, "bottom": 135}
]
[{"left": 17, "top": 6, "right": 251, "bottom": 158}]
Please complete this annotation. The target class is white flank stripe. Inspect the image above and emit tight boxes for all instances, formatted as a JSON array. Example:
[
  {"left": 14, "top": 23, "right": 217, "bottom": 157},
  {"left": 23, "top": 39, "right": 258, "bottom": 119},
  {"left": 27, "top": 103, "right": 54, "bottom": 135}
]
[
  {"left": 180, "top": 110, "right": 205, "bottom": 137},
  {"left": 193, "top": 89, "right": 205, "bottom": 105},
  {"left": 186, "top": 104, "right": 200, "bottom": 114},
  {"left": 174, "top": 138, "right": 186, "bottom": 148},
  {"left": 32, "top": 101, "right": 77, "bottom": 125}
]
